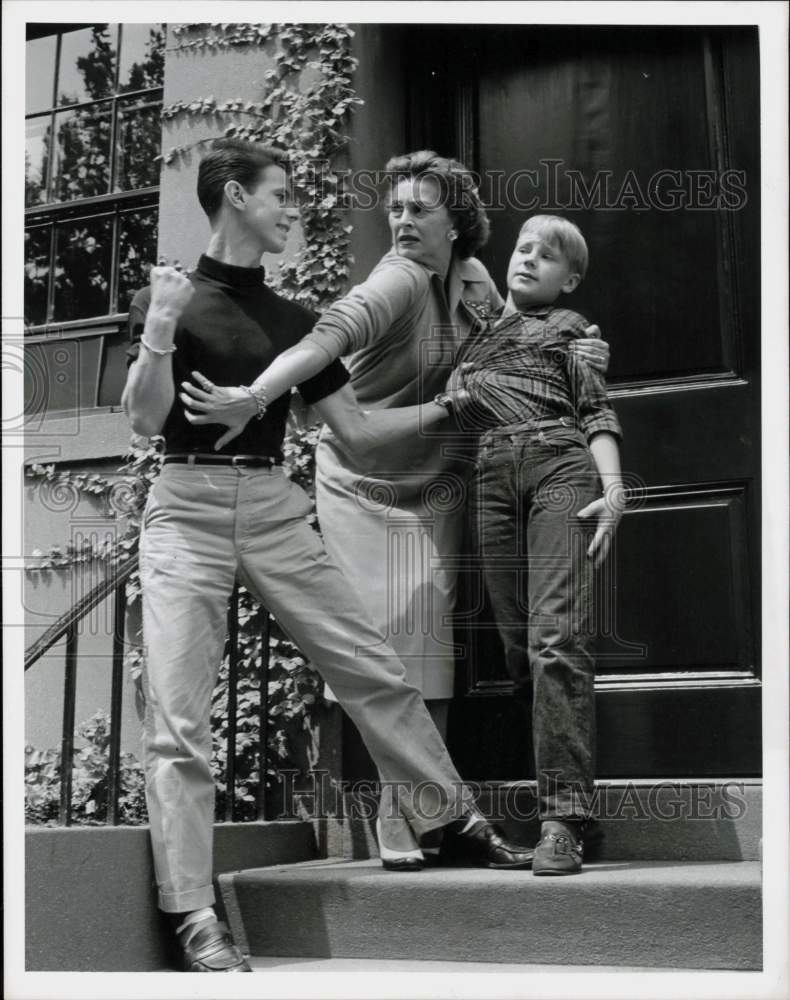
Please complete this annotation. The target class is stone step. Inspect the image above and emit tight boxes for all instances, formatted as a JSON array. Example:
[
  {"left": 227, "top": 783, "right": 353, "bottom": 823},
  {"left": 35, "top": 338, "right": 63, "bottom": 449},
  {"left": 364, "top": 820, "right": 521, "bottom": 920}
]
[
  {"left": 248, "top": 955, "right": 681, "bottom": 973},
  {"left": 220, "top": 857, "right": 762, "bottom": 971},
  {"left": 339, "top": 780, "right": 762, "bottom": 863}
]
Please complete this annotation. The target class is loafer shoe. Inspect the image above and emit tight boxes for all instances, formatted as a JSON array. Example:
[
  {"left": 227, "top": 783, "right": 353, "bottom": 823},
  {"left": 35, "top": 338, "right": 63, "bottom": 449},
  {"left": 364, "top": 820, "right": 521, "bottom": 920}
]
[
  {"left": 179, "top": 919, "right": 252, "bottom": 972},
  {"left": 440, "top": 819, "right": 534, "bottom": 870},
  {"left": 532, "top": 819, "right": 584, "bottom": 876}
]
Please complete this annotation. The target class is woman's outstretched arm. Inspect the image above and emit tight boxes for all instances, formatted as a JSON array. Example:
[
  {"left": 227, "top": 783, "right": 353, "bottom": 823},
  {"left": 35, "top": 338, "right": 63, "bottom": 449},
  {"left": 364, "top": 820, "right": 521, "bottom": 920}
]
[
  {"left": 181, "top": 255, "right": 429, "bottom": 449},
  {"left": 311, "top": 383, "right": 452, "bottom": 457}
]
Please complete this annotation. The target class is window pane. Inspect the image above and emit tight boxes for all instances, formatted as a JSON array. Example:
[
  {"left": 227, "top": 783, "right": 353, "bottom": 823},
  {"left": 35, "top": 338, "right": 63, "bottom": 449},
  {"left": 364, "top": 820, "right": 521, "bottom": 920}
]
[
  {"left": 117, "top": 209, "right": 158, "bottom": 312},
  {"left": 53, "top": 215, "right": 113, "bottom": 321},
  {"left": 26, "top": 35, "right": 57, "bottom": 114},
  {"left": 24, "top": 227, "right": 52, "bottom": 327},
  {"left": 51, "top": 104, "right": 112, "bottom": 201},
  {"left": 25, "top": 117, "right": 51, "bottom": 207},
  {"left": 118, "top": 24, "right": 165, "bottom": 92},
  {"left": 57, "top": 25, "right": 118, "bottom": 106},
  {"left": 115, "top": 94, "right": 162, "bottom": 192}
]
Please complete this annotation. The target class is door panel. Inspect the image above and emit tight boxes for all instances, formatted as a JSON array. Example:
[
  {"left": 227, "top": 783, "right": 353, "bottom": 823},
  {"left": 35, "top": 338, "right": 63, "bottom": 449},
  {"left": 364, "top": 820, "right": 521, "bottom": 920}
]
[{"left": 405, "top": 25, "right": 761, "bottom": 777}]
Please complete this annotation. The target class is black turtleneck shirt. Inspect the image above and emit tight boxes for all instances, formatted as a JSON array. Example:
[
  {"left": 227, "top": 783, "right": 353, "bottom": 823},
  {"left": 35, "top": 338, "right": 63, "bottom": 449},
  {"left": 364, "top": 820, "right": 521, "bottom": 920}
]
[{"left": 127, "top": 254, "right": 349, "bottom": 459}]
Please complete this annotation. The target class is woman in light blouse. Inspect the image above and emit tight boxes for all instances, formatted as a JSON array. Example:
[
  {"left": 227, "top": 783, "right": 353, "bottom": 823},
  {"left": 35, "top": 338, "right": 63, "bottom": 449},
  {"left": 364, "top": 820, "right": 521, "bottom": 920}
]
[{"left": 181, "top": 150, "right": 609, "bottom": 866}]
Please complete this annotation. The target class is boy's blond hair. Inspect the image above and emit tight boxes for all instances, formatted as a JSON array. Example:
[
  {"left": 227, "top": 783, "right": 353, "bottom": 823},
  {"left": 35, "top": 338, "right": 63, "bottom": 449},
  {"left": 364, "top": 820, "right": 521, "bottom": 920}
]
[{"left": 518, "top": 215, "right": 589, "bottom": 280}]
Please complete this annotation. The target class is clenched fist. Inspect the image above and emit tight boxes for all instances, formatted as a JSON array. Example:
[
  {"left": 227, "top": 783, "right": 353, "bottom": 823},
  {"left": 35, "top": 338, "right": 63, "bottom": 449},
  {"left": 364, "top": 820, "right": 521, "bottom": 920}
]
[{"left": 149, "top": 264, "right": 195, "bottom": 321}]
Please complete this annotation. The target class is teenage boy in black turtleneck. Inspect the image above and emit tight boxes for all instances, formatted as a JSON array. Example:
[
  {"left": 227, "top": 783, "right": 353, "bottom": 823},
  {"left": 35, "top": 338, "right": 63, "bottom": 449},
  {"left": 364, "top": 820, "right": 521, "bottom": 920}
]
[{"left": 123, "top": 139, "right": 534, "bottom": 973}]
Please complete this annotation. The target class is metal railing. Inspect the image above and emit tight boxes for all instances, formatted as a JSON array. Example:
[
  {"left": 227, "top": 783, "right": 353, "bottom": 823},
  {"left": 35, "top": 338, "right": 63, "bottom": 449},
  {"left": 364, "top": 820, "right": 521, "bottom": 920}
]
[{"left": 24, "top": 549, "right": 272, "bottom": 825}]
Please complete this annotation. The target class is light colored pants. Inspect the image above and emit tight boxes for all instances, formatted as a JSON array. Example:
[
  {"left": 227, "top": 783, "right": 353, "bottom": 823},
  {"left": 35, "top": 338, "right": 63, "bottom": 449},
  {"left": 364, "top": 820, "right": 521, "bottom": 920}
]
[
  {"left": 140, "top": 465, "right": 468, "bottom": 912},
  {"left": 316, "top": 441, "right": 463, "bottom": 699}
]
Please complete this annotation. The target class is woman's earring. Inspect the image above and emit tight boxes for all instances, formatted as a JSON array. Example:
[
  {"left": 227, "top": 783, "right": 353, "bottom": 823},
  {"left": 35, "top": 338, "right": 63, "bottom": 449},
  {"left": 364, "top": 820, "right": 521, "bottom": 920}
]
[{"left": 447, "top": 230, "right": 458, "bottom": 242}]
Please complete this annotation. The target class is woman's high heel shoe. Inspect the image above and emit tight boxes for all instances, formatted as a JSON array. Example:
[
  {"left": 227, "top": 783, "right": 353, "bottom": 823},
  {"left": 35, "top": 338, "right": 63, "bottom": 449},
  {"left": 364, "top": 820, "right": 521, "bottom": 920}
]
[{"left": 376, "top": 817, "right": 424, "bottom": 871}]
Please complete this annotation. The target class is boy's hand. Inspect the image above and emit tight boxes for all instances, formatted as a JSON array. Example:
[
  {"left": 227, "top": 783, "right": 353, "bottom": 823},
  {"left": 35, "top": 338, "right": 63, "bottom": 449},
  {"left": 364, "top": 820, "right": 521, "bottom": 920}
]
[
  {"left": 571, "top": 325, "right": 609, "bottom": 373},
  {"left": 577, "top": 483, "right": 626, "bottom": 568},
  {"left": 179, "top": 372, "right": 258, "bottom": 450}
]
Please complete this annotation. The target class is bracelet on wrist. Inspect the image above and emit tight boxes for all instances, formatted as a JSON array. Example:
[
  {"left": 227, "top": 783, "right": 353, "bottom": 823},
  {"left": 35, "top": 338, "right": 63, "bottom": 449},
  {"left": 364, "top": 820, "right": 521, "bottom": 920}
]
[
  {"left": 240, "top": 383, "right": 268, "bottom": 420},
  {"left": 140, "top": 334, "right": 176, "bottom": 356}
]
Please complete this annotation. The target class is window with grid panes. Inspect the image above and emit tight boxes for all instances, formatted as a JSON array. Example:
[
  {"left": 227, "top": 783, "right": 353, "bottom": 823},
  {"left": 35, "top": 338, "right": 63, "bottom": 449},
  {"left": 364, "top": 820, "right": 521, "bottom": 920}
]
[{"left": 24, "top": 24, "right": 165, "bottom": 413}]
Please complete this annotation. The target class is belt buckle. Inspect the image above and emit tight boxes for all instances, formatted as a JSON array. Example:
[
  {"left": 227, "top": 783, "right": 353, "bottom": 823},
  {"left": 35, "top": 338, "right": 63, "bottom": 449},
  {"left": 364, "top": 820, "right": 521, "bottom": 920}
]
[{"left": 230, "top": 456, "right": 248, "bottom": 468}]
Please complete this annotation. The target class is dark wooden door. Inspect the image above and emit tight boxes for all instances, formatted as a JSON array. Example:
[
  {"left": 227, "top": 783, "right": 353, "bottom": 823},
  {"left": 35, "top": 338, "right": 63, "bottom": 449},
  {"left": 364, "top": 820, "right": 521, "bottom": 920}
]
[{"left": 405, "top": 25, "right": 761, "bottom": 779}]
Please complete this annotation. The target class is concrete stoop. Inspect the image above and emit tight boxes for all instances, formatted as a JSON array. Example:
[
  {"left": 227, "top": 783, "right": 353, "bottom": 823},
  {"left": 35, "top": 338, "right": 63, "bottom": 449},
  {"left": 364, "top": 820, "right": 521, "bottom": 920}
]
[
  {"left": 219, "top": 857, "right": 762, "bottom": 972},
  {"left": 25, "top": 820, "right": 319, "bottom": 972}
]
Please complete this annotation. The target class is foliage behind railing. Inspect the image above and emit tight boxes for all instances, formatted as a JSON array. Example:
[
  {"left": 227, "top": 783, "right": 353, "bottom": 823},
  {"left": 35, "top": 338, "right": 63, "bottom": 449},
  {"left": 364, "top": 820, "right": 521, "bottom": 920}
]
[
  {"left": 25, "top": 710, "right": 148, "bottom": 826},
  {"left": 25, "top": 426, "right": 327, "bottom": 826}
]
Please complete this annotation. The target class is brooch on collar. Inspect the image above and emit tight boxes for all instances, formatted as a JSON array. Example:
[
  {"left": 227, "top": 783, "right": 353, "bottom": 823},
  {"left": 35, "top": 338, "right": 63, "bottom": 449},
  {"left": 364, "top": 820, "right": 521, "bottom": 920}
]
[{"left": 463, "top": 297, "right": 496, "bottom": 322}]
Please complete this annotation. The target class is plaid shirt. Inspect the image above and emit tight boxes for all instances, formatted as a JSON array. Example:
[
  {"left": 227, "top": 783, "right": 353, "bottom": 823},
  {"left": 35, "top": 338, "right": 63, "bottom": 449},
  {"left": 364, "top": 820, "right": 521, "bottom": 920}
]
[{"left": 454, "top": 305, "right": 622, "bottom": 442}]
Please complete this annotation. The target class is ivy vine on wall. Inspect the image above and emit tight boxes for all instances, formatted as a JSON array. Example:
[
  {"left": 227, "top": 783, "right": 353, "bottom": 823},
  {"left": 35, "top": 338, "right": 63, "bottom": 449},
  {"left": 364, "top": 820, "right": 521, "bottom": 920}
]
[
  {"left": 25, "top": 22, "right": 362, "bottom": 825},
  {"left": 161, "top": 21, "right": 362, "bottom": 308}
]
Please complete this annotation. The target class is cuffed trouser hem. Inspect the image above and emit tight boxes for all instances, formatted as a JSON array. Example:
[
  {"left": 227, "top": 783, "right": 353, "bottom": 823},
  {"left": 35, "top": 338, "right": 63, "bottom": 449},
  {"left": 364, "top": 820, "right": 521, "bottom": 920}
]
[
  {"left": 158, "top": 884, "right": 216, "bottom": 914},
  {"left": 538, "top": 776, "right": 596, "bottom": 822}
]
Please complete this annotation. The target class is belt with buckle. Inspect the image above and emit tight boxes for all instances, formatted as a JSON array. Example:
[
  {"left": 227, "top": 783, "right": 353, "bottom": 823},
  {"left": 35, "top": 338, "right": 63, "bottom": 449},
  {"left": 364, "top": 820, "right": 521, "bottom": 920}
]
[
  {"left": 163, "top": 453, "right": 282, "bottom": 469},
  {"left": 528, "top": 418, "right": 578, "bottom": 432},
  {"left": 484, "top": 417, "right": 578, "bottom": 437}
]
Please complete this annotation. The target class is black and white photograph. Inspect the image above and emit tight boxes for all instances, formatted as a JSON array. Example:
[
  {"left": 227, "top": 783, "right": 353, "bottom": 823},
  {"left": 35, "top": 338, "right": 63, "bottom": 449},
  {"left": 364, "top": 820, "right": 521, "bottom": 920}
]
[{"left": 3, "top": 2, "right": 788, "bottom": 998}]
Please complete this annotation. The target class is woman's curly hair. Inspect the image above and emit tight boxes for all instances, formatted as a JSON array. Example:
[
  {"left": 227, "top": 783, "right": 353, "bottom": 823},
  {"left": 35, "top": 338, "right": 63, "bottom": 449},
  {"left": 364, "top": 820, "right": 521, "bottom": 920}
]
[{"left": 384, "top": 150, "right": 490, "bottom": 260}]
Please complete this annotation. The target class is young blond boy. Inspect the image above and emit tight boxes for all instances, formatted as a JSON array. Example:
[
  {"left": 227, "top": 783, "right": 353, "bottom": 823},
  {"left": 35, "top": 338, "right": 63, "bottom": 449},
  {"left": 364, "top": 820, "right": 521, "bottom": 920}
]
[{"left": 452, "top": 215, "right": 624, "bottom": 874}]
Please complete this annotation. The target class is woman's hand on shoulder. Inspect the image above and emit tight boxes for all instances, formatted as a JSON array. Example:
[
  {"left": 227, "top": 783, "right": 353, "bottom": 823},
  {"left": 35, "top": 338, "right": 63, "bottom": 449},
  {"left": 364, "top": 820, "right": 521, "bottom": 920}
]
[{"left": 571, "top": 325, "right": 610, "bottom": 374}]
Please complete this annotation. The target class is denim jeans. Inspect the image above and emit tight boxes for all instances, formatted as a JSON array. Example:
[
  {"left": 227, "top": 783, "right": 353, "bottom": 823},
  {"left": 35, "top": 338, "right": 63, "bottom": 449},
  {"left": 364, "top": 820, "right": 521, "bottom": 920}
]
[{"left": 468, "top": 424, "right": 601, "bottom": 820}]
